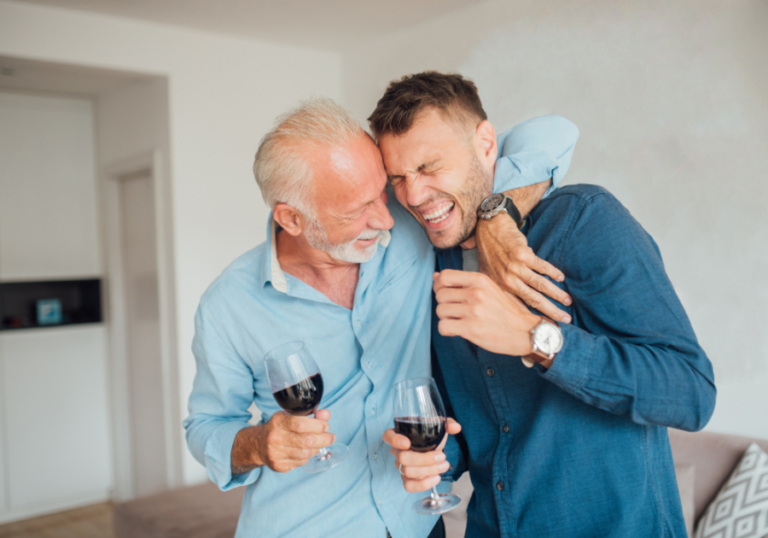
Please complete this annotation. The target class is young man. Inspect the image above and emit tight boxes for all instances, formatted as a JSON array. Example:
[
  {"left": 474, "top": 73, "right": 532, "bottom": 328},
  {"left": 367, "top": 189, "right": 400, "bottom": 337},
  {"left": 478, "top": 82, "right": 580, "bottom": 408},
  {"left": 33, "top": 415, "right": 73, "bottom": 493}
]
[
  {"left": 183, "top": 97, "right": 579, "bottom": 537},
  {"left": 377, "top": 72, "right": 716, "bottom": 537}
]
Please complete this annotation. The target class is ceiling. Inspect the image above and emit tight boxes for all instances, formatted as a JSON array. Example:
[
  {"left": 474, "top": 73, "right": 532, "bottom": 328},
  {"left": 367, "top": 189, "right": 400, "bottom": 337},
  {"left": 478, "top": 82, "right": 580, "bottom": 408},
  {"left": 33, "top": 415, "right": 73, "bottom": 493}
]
[
  {"left": 0, "top": 56, "right": 156, "bottom": 96},
  {"left": 13, "top": 0, "right": 483, "bottom": 51}
]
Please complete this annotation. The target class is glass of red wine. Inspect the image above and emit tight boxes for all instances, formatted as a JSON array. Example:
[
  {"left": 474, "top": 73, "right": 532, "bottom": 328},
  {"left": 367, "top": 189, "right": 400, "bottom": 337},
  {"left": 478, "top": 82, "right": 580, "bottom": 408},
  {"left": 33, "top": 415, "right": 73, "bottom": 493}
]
[
  {"left": 264, "top": 341, "right": 348, "bottom": 473},
  {"left": 393, "top": 377, "right": 461, "bottom": 515}
]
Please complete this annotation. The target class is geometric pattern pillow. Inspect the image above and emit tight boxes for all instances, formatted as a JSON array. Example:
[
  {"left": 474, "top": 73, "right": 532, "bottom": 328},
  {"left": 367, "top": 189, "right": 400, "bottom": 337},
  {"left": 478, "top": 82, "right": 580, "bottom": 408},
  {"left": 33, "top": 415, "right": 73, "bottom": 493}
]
[{"left": 695, "top": 443, "right": 768, "bottom": 538}]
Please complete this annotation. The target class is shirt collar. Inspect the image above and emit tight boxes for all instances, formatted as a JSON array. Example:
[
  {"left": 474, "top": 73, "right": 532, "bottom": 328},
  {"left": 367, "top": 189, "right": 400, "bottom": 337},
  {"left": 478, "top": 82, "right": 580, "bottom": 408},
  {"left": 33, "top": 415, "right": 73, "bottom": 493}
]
[{"left": 260, "top": 214, "right": 392, "bottom": 294}]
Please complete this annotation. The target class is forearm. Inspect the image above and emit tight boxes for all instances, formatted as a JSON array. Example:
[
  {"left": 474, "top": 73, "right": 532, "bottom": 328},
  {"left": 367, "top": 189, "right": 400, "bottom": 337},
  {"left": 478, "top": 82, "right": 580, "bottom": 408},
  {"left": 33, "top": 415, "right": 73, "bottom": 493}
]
[
  {"left": 492, "top": 114, "right": 579, "bottom": 196},
  {"left": 543, "top": 325, "right": 716, "bottom": 431},
  {"left": 231, "top": 425, "right": 266, "bottom": 475},
  {"left": 503, "top": 178, "right": 552, "bottom": 218}
]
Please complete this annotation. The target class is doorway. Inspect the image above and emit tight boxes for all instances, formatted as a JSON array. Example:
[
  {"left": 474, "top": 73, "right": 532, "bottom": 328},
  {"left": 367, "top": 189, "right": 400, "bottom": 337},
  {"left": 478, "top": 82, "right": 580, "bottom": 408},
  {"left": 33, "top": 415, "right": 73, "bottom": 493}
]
[{"left": 102, "top": 151, "right": 180, "bottom": 501}]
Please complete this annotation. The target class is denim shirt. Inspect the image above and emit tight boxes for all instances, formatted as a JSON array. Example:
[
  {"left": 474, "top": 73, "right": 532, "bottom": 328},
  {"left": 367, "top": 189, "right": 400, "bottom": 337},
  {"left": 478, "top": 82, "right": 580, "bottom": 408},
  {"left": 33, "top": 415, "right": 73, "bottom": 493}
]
[{"left": 434, "top": 185, "right": 716, "bottom": 538}]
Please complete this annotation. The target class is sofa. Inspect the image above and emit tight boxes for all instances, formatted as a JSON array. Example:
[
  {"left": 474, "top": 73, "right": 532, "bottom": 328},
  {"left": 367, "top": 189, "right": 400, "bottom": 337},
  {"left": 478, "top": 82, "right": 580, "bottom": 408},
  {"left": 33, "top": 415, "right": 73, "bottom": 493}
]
[{"left": 113, "top": 429, "right": 768, "bottom": 538}]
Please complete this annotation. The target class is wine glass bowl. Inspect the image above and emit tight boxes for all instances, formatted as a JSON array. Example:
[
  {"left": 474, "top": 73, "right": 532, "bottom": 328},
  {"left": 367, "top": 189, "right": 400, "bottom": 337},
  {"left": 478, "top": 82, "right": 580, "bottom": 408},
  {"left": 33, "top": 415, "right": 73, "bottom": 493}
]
[
  {"left": 264, "top": 341, "right": 347, "bottom": 473},
  {"left": 393, "top": 377, "right": 461, "bottom": 515}
]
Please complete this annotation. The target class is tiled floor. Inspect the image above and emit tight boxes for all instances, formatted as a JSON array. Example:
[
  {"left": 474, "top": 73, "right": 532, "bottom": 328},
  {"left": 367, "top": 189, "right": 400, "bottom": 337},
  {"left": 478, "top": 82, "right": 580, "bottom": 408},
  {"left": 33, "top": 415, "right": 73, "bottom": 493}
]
[{"left": 0, "top": 503, "right": 115, "bottom": 538}]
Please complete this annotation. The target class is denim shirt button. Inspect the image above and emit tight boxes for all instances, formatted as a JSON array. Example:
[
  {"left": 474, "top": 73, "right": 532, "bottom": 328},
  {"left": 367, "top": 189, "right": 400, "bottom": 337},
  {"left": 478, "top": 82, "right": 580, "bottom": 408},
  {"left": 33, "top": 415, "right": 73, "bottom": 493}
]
[
  {"left": 502, "top": 424, "right": 509, "bottom": 433},
  {"left": 486, "top": 368, "right": 495, "bottom": 377},
  {"left": 496, "top": 481, "right": 504, "bottom": 491}
]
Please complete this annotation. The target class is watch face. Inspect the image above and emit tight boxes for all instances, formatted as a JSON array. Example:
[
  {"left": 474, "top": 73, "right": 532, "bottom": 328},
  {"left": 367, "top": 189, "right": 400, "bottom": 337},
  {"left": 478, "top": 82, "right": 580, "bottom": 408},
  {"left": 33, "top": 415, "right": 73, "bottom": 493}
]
[
  {"left": 534, "top": 322, "right": 563, "bottom": 354},
  {"left": 480, "top": 193, "right": 505, "bottom": 213}
]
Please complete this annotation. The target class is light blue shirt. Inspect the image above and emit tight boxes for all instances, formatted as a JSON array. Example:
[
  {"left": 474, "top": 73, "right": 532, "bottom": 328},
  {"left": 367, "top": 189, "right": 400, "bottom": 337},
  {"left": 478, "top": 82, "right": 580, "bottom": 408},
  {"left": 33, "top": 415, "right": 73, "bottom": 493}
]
[{"left": 183, "top": 115, "right": 579, "bottom": 538}]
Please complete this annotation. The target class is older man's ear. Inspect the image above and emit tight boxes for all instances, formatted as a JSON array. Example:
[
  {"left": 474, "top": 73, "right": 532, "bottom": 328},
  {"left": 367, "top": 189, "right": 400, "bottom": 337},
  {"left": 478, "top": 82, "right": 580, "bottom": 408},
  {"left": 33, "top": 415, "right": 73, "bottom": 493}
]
[{"left": 273, "top": 203, "right": 306, "bottom": 236}]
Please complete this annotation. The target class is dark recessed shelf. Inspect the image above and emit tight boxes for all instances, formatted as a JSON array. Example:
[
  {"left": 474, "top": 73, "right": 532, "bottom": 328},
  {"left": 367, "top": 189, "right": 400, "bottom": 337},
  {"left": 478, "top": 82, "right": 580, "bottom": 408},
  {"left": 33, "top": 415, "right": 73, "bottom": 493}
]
[{"left": 0, "top": 279, "right": 102, "bottom": 331}]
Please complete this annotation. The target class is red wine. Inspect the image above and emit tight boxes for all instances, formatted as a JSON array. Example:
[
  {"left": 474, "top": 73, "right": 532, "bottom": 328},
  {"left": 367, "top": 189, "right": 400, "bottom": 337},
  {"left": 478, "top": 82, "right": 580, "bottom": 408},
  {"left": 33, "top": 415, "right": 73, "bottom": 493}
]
[
  {"left": 273, "top": 374, "right": 323, "bottom": 416},
  {"left": 394, "top": 416, "right": 446, "bottom": 452}
]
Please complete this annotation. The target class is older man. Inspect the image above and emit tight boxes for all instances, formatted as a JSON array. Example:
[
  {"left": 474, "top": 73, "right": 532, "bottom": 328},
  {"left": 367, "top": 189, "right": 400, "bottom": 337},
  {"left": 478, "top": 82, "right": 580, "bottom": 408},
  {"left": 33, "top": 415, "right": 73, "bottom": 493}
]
[
  {"left": 377, "top": 72, "right": 716, "bottom": 537},
  {"left": 183, "top": 98, "right": 578, "bottom": 538}
]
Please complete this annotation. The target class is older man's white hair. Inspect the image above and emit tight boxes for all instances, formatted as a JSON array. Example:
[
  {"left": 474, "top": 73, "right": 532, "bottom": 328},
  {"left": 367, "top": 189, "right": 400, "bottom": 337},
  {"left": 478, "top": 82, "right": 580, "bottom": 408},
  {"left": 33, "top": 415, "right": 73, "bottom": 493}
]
[{"left": 253, "top": 97, "right": 367, "bottom": 216}]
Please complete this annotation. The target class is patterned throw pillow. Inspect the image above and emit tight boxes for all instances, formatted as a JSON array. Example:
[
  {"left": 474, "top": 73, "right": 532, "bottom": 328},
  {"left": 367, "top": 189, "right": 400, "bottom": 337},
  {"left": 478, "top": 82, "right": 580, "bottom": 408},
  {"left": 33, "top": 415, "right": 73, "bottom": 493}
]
[{"left": 695, "top": 443, "right": 768, "bottom": 538}]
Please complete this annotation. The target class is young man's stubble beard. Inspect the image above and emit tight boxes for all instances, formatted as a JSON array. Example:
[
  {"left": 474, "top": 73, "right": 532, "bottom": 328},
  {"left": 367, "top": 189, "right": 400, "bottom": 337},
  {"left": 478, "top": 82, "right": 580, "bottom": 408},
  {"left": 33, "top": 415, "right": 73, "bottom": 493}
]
[{"left": 413, "top": 153, "right": 494, "bottom": 250}]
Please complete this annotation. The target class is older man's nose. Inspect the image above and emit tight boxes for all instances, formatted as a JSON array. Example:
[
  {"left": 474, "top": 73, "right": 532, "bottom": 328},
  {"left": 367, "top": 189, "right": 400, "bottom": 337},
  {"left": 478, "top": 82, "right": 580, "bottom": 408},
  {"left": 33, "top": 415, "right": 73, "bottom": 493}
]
[{"left": 369, "top": 196, "right": 394, "bottom": 231}]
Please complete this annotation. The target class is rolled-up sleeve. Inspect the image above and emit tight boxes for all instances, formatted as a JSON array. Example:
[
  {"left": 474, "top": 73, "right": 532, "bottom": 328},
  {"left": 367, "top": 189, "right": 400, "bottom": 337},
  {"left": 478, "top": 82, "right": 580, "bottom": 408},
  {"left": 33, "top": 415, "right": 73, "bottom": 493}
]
[
  {"left": 492, "top": 115, "right": 580, "bottom": 197},
  {"left": 183, "top": 305, "right": 262, "bottom": 490}
]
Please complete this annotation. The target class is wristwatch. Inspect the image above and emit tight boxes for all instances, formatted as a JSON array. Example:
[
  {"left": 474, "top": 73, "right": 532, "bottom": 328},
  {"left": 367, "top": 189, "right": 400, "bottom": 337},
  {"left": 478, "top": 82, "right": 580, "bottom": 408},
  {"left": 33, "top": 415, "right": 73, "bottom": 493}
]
[
  {"left": 477, "top": 193, "right": 523, "bottom": 228},
  {"left": 521, "top": 318, "right": 564, "bottom": 368}
]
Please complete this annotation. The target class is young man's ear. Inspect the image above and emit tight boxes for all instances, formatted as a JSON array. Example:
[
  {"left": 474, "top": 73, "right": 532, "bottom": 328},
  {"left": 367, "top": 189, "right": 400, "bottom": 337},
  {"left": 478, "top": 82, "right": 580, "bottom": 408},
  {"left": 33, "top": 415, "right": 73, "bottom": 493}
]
[
  {"left": 474, "top": 120, "right": 497, "bottom": 169},
  {"left": 273, "top": 203, "right": 305, "bottom": 236}
]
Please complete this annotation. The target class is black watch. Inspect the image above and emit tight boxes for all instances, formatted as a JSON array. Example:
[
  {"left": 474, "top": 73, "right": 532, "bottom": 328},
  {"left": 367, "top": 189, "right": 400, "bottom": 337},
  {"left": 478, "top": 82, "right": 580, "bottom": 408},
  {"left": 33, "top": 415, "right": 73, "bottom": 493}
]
[{"left": 477, "top": 193, "right": 523, "bottom": 228}]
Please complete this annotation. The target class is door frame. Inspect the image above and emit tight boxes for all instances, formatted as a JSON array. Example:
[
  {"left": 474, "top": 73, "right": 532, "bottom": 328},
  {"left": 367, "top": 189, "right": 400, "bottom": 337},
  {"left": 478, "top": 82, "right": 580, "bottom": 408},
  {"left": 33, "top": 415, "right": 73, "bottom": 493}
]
[{"left": 100, "top": 149, "right": 181, "bottom": 500}]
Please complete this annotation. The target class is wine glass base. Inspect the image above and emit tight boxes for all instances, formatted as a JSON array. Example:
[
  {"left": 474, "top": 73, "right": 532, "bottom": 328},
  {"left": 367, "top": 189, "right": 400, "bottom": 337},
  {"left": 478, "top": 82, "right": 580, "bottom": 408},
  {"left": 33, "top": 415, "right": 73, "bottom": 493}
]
[
  {"left": 303, "top": 443, "right": 349, "bottom": 473},
  {"left": 412, "top": 493, "right": 461, "bottom": 515}
]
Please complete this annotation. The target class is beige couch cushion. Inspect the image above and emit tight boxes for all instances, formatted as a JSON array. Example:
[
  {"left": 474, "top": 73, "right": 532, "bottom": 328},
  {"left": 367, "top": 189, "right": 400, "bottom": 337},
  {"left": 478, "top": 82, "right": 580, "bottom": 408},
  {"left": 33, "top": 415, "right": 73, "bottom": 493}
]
[
  {"left": 675, "top": 464, "right": 696, "bottom": 538},
  {"left": 669, "top": 429, "right": 768, "bottom": 524}
]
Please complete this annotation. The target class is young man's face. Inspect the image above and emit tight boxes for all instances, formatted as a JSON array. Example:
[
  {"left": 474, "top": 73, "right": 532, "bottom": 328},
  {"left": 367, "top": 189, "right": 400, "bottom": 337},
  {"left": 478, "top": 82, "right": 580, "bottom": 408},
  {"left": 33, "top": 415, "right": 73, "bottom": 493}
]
[{"left": 378, "top": 108, "right": 493, "bottom": 249}]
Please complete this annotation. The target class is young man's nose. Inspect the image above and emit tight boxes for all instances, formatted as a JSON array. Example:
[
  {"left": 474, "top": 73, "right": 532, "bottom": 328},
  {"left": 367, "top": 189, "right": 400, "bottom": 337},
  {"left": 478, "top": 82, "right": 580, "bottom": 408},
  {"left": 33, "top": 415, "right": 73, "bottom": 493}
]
[{"left": 404, "top": 176, "right": 431, "bottom": 209}]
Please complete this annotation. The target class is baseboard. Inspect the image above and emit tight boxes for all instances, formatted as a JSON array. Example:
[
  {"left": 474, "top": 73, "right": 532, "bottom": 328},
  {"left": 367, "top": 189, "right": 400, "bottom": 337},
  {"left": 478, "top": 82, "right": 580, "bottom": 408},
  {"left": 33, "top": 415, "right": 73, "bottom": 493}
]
[{"left": 0, "top": 489, "right": 111, "bottom": 525}]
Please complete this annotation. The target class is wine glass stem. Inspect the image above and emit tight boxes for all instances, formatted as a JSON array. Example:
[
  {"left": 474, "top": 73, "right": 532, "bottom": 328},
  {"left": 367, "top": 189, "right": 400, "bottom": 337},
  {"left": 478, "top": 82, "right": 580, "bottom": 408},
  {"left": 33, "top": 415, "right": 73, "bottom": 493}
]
[
  {"left": 429, "top": 487, "right": 441, "bottom": 505},
  {"left": 314, "top": 410, "right": 331, "bottom": 461}
]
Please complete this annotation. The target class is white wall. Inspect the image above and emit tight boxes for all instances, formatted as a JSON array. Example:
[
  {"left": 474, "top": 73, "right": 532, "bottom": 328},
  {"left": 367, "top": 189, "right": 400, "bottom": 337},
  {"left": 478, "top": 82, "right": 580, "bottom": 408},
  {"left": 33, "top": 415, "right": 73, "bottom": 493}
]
[
  {"left": 343, "top": 0, "right": 768, "bottom": 440},
  {"left": 0, "top": 0, "right": 343, "bottom": 484},
  {"left": 0, "top": 91, "right": 101, "bottom": 279}
]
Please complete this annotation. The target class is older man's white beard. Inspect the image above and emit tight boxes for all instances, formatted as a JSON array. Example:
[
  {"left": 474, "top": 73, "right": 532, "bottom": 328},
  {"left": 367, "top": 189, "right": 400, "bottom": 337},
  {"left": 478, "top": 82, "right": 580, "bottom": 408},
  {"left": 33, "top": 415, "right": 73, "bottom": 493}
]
[{"left": 303, "top": 220, "right": 381, "bottom": 263}]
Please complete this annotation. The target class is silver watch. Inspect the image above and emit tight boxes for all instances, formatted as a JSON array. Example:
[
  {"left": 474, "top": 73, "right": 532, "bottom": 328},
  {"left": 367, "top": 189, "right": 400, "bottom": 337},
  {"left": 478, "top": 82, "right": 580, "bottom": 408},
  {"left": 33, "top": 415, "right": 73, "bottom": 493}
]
[
  {"left": 477, "top": 193, "right": 523, "bottom": 227},
  {"left": 530, "top": 318, "right": 563, "bottom": 360}
]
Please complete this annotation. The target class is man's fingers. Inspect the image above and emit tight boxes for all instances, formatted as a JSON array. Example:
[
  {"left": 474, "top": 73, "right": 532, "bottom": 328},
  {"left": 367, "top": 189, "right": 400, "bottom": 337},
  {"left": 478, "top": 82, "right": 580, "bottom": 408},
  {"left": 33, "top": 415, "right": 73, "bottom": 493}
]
[
  {"left": 314, "top": 408, "right": 331, "bottom": 421},
  {"left": 435, "top": 303, "right": 465, "bottom": 321},
  {"left": 383, "top": 429, "right": 411, "bottom": 450},
  {"left": 437, "top": 319, "right": 463, "bottom": 338},
  {"left": 399, "top": 461, "right": 451, "bottom": 479},
  {"left": 282, "top": 415, "right": 330, "bottom": 435},
  {"left": 398, "top": 449, "right": 446, "bottom": 467},
  {"left": 529, "top": 255, "right": 565, "bottom": 283},
  {"left": 281, "top": 431, "right": 335, "bottom": 450},
  {"left": 435, "top": 287, "right": 470, "bottom": 305},
  {"left": 515, "top": 284, "right": 571, "bottom": 324},
  {"left": 445, "top": 417, "right": 462, "bottom": 435},
  {"left": 533, "top": 298, "right": 571, "bottom": 325},
  {"left": 433, "top": 269, "right": 484, "bottom": 291},
  {"left": 403, "top": 475, "right": 442, "bottom": 494},
  {"left": 525, "top": 272, "right": 572, "bottom": 306}
]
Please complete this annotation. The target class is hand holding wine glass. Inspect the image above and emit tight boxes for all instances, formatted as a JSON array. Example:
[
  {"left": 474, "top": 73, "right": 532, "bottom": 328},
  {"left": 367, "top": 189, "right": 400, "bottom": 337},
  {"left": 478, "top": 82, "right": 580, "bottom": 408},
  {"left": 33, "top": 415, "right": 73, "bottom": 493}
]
[
  {"left": 264, "top": 341, "right": 348, "bottom": 473},
  {"left": 385, "top": 378, "right": 463, "bottom": 514}
]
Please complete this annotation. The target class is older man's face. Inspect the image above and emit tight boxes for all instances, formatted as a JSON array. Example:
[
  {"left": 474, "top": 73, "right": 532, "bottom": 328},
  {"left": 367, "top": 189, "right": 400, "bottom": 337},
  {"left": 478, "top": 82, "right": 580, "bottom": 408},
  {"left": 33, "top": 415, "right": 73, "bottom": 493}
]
[
  {"left": 378, "top": 109, "right": 493, "bottom": 250},
  {"left": 305, "top": 133, "right": 394, "bottom": 262}
]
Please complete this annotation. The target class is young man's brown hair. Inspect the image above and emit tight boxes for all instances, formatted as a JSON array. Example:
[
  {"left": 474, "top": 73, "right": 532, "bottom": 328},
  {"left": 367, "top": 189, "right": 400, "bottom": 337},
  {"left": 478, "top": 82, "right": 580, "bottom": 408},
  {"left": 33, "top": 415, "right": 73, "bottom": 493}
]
[{"left": 367, "top": 71, "right": 488, "bottom": 140}]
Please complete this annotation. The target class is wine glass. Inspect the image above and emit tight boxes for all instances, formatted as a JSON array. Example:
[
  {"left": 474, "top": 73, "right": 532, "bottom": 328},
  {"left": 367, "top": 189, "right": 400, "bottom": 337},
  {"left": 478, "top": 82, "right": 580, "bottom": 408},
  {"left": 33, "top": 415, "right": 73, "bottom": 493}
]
[
  {"left": 393, "top": 377, "right": 461, "bottom": 514},
  {"left": 264, "top": 341, "right": 348, "bottom": 473}
]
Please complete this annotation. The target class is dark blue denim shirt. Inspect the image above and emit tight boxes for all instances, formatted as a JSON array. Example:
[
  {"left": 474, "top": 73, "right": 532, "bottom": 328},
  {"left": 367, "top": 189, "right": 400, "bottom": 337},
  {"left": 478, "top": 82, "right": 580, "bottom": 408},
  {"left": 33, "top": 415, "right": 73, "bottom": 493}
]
[{"left": 433, "top": 184, "right": 716, "bottom": 538}]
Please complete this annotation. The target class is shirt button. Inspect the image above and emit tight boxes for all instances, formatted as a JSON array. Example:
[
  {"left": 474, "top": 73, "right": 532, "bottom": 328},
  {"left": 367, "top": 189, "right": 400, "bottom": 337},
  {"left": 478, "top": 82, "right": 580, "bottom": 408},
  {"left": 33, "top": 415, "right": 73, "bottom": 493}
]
[
  {"left": 486, "top": 367, "right": 495, "bottom": 377},
  {"left": 496, "top": 481, "right": 504, "bottom": 491},
  {"left": 502, "top": 424, "right": 509, "bottom": 433},
  {"left": 371, "top": 407, "right": 376, "bottom": 414},
  {"left": 372, "top": 453, "right": 378, "bottom": 459},
  {"left": 368, "top": 361, "right": 373, "bottom": 368}
]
